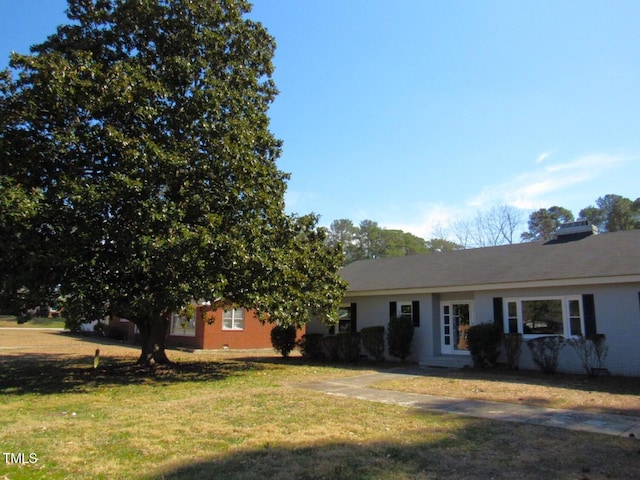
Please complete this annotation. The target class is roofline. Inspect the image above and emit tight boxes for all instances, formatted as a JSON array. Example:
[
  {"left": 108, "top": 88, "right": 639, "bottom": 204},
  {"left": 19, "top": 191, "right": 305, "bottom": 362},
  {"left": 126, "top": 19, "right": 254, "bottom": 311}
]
[{"left": 345, "top": 274, "right": 640, "bottom": 297}]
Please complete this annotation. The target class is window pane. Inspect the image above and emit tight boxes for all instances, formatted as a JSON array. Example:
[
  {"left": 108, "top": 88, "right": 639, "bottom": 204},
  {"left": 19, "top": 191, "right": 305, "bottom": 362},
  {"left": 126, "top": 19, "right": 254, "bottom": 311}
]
[
  {"left": 569, "top": 300, "right": 582, "bottom": 336},
  {"left": 338, "top": 306, "right": 351, "bottom": 333},
  {"left": 507, "top": 302, "right": 518, "bottom": 334},
  {"left": 400, "top": 304, "right": 412, "bottom": 318},
  {"left": 223, "top": 317, "right": 233, "bottom": 329},
  {"left": 234, "top": 308, "right": 244, "bottom": 329},
  {"left": 521, "top": 300, "right": 563, "bottom": 334},
  {"left": 171, "top": 312, "right": 196, "bottom": 336}
]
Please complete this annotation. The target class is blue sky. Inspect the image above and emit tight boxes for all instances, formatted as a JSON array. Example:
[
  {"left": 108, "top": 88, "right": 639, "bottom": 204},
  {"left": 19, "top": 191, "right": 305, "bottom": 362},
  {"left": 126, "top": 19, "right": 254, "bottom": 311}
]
[{"left": 2, "top": 1, "right": 639, "bottom": 239}]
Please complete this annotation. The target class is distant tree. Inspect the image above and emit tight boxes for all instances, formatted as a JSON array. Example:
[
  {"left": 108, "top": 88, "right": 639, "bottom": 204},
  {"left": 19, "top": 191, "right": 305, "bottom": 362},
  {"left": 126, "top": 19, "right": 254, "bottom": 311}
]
[
  {"left": 328, "top": 219, "right": 433, "bottom": 263},
  {"left": 355, "top": 220, "right": 385, "bottom": 260},
  {"left": 578, "top": 206, "right": 606, "bottom": 231},
  {"left": 327, "top": 219, "right": 359, "bottom": 263},
  {"left": 521, "top": 206, "right": 574, "bottom": 241},
  {"left": 0, "top": 0, "right": 346, "bottom": 366},
  {"left": 379, "top": 229, "right": 429, "bottom": 257},
  {"left": 579, "top": 194, "right": 640, "bottom": 232},
  {"left": 425, "top": 238, "right": 464, "bottom": 252},
  {"left": 449, "top": 205, "right": 524, "bottom": 248}
]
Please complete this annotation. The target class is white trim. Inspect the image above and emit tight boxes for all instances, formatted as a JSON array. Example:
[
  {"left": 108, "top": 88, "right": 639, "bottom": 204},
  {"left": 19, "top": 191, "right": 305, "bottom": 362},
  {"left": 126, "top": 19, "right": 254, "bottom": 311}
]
[
  {"left": 345, "top": 275, "right": 640, "bottom": 297},
  {"left": 222, "top": 308, "right": 245, "bottom": 331},
  {"left": 503, "top": 295, "right": 584, "bottom": 338},
  {"left": 169, "top": 312, "right": 196, "bottom": 337},
  {"left": 441, "top": 300, "right": 474, "bottom": 355}
]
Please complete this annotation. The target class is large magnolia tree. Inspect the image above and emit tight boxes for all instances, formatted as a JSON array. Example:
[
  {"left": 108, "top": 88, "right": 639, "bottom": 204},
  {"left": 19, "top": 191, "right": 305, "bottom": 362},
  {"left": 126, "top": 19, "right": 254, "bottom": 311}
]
[{"left": 0, "top": 0, "right": 345, "bottom": 365}]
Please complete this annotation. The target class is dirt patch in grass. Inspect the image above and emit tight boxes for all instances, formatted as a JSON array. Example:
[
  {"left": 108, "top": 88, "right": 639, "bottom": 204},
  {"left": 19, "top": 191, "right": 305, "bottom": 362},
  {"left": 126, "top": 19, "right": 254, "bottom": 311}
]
[{"left": 374, "top": 367, "right": 640, "bottom": 416}]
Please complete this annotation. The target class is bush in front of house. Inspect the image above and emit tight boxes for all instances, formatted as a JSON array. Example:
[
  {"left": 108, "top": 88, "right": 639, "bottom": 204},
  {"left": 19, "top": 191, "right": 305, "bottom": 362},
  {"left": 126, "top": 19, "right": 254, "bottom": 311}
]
[
  {"left": 565, "top": 334, "right": 608, "bottom": 376},
  {"left": 320, "top": 335, "right": 339, "bottom": 361},
  {"left": 527, "top": 336, "right": 565, "bottom": 374},
  {"left": 503, "top": 332, "right": 522, "bottom": 370},
  {"left": 270, "top": 325, "right": 298, "bottom": 358},
  {"left": 298, "top": 333, "right": 324, "bottom": 360},
  {"left": 336, "top": 332, "right": 361, "bottom": 362},
  {"left": 466, "top": 323, "right": 502, "bottom": 368},
  {"left": 387, "top": 316, "right": 414, "bottom": 361},
  {"left": 361, "top": 326, "right": 385, "bottom": 361},
  {"left": 105, "top": 325, "right": 128, "bottom": 341}
]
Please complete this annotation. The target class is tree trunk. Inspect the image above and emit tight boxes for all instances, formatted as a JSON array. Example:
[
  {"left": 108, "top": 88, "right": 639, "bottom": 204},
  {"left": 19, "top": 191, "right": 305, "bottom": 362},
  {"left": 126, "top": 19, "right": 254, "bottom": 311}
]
[{"left": 136, "top": 313, "right": 171, "bottom": 367}]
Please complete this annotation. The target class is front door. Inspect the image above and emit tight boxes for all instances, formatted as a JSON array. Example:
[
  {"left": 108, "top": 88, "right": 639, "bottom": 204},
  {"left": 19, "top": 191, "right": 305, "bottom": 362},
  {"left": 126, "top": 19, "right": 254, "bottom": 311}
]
[{"left": 442, "top": 302, "right": 472, "bottom": 354}]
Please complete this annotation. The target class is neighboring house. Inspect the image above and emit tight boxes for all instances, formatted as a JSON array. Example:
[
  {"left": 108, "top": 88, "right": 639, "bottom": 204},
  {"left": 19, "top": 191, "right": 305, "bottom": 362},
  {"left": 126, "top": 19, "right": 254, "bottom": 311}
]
[
  {"left": 110, "top": 305, "right": 280, "bottom": 350},
  {"left": 307, "top": 223, "right": 640, "bottom": 376}
]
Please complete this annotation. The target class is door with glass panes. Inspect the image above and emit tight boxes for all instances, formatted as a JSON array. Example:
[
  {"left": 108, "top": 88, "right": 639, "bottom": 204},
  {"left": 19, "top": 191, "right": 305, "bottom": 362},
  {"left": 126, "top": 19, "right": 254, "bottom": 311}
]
[{"left": 441, "top": 302, "right": 472, "bottom": 354}]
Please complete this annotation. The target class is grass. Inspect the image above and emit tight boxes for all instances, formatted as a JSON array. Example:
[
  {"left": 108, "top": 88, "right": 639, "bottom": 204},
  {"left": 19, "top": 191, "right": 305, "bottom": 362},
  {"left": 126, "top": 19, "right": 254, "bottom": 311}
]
[
  {"left": 1, "top": 330, "right": 639, "bottom": 479},
  {"left": 373, "top": 367, "right": 640, "bottom": 417},
  {"left": 0, "top": 315, "right": 66, "bottom": 329}
]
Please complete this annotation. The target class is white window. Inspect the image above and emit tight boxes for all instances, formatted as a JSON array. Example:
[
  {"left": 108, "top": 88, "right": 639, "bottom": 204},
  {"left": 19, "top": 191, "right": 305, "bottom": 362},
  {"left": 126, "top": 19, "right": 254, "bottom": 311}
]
[
  {"left": 504, "top": 297, "right": 584, "bottom": 337},
  {"left": 398, "top": 302, "right": 413, "bottom": 321},
  {"left": 170, "top": 311, "right": 196, "bottom": 337},
  {"left": 223, "top": 308, "right": 244, "bottom": 330},
  {"left": 338, "top": 306, "right": 352, "bottom": 333}
]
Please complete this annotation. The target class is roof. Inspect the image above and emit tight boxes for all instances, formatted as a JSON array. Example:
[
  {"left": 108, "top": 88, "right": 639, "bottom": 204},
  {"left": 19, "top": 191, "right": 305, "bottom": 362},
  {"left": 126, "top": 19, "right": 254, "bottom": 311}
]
[{"left": 340, "top": 229, "right": 640, "bottom": 294}]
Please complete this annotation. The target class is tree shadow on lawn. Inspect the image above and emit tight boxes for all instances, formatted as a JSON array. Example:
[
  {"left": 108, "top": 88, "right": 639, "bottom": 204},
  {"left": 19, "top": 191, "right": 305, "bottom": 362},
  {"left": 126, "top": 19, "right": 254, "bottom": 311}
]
[
  {"left": 151, "top": 418, "right": 640, "bottom": 480},
  {"left": 0, "top": 353, "right": 265, "bottom": 396}
]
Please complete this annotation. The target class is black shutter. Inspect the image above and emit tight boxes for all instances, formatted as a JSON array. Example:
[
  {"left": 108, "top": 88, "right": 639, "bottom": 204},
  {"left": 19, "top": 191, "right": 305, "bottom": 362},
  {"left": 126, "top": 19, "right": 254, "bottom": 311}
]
[
  {"left": 493, "top": 297, "right": 504, "bottom": 331},
  {"left": 389, "top": 301, "right": 397, "bottom": 320},
  {"left": 412, "top": 300, "right": 420, "bottom": 327},
  {"left": 582, "top": 294, "right": 597, "bottom": 338},
  {"left": 350, "top": 303, "right": 357, "bottom": 332}
]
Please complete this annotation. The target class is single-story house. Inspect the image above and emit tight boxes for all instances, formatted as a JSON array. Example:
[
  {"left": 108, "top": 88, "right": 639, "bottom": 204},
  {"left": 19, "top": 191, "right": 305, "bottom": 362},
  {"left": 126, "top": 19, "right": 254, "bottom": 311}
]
[
  {"left": 307, "top": 222, "right": 640, "bottom": 376},
  {"left": 110, "top": 305, "right": 285, "bottom": 350}
]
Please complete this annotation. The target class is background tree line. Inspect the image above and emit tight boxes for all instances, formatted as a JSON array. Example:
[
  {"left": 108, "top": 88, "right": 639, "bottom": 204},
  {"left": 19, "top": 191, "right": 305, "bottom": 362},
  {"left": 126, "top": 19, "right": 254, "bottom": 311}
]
[{"left": 327, "top": 194, "right": 640, "bottom": 265}]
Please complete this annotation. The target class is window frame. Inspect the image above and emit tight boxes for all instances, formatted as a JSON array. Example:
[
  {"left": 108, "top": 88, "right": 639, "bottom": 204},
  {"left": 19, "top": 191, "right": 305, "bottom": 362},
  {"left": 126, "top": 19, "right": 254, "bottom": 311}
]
[
  {"left": 503, "top": 296, "right": 584, "bottom": 338},
  {"left": 337, "top": 305, "right": 352, "bottom": 333},
  {"left": 441, "top": 300, "right": 473, "bottom": 354},
  {"left": 222, "top": 307, "right": 245, "bottom": 331},
  {"left": 170, "top": 311, "right": 196, "bottom": 337},
  {"left": 397, "top": 302, "right": 412, "bottom": 321}
]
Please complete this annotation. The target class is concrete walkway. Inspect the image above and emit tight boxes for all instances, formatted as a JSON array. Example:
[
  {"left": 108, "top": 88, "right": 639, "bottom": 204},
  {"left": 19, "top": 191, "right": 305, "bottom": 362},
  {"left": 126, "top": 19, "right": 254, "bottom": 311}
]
[{"left": 298, "top": 367, "right": 640, "bottom": 438}]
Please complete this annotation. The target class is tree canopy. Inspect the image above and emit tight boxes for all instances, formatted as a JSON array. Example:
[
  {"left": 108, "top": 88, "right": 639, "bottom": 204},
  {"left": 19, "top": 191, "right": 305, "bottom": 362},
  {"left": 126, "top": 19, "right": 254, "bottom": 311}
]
[
  {"left": 325, "top": 194, "right": 639, "bottom": 263},
  {"left": 0, "top": 0, "right": 345, "bottom": 366}
]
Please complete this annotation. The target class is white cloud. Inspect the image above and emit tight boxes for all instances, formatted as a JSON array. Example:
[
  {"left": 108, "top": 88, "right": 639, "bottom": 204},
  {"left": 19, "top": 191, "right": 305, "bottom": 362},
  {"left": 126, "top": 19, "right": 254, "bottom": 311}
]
[
  {"left": 381, "top": 203, "right": 464, "bottom": 240},
  {"left": 535, "top": 151, "right": 553, "bottom": 164},
  {"left": 470, "top": 153, "right": 630, "bottom": 211}
]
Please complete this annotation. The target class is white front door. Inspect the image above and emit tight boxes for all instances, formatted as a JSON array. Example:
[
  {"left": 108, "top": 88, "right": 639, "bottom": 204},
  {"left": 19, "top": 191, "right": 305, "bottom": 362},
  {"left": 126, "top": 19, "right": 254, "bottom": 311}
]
[{"left": 441, "top": 302, "right": 472, "bottom": 354}]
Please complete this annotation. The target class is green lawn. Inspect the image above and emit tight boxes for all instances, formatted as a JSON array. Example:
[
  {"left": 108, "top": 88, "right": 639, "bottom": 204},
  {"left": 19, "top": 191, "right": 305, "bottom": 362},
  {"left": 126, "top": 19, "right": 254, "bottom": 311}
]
[
  {"left": 1, "top": 333, "right": 639, "bottom": 479},
  {"left": 0, "top": 315, "right": 66, "bottom": 329}
]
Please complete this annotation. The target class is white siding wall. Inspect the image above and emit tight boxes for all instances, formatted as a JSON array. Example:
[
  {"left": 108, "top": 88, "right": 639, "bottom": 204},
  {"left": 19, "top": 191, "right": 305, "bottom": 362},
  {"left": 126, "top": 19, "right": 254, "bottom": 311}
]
[
  {"left": 307, "top": 282, "right": 640, "bottom": 376},
  {"left": 476, "top": 283, "right": 640, "bottom": 376}
]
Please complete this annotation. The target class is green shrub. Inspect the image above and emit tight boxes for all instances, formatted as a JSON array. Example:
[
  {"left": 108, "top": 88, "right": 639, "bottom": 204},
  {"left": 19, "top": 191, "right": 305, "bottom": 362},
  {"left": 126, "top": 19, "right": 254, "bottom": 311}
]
[
  {"left": 387, "top": 316, "right": 413, "bottom": 361},
  {"left": 270, "top": 325, "right": 298, "bottom": 358},
  {"left": 298, "top": 333, "right": 323, "bottom": 360},
  {"left": 319, "top": 335, "right": 339, "bottom": 361},
  {"left": 503, "top": 333, "right": 522, "bottom": 370},
  {"left": 336, "top": 332, "right": 361, "bottom": 362},
  {"left": 466, "top": 323, "right": 501, "bottom": 368},
  {"left": 361, "top": 326, "right": 385, "bottom": 361},
  {"left": 565, "top": 334, "right": 608, "bottom": 376},
  {"left": 106, "top": 325, "right": 128, "bottom": 341},
  {"left": 527, "top": 336, "right": 565, "bottom": 374}
]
